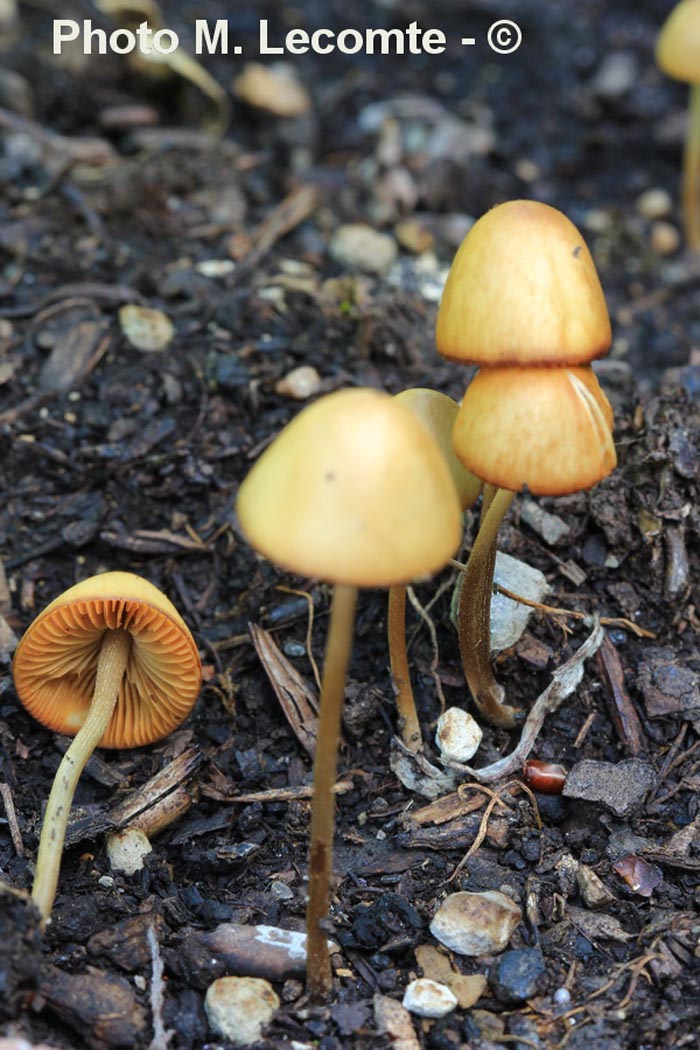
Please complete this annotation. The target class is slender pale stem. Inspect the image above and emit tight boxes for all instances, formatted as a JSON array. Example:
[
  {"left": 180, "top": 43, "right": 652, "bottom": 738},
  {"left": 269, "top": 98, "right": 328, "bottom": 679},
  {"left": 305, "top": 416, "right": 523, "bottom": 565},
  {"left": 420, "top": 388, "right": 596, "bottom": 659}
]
[
  {"left": 682, "top": 83, "right": 700, "bottom": 253},
  {"left": 306, "top": 583, "right": 358, "bottom": 1001},
  {"left": 457, "top": 486, "right": 521, "bottom": 728},
  {"left": 31, "top": 629, "right": 131, "bottom": 925},
  {"left": 387, "top": 584, "right": 423, "bottom": 752}
]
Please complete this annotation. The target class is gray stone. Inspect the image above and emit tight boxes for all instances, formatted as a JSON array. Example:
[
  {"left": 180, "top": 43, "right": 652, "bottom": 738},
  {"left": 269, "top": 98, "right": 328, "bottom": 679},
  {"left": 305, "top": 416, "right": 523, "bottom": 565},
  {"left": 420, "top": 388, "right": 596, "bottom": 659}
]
[
  {"left": 562, "top": 758, "right": 656, "bottom": 818},
  {"left": 488, "top": 948, "right": 546, "bottom": 1004}
]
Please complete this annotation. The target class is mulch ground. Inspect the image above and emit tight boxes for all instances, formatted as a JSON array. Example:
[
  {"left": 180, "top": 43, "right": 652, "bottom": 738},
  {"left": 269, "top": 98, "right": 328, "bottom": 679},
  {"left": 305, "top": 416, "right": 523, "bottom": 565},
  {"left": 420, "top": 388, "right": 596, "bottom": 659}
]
[{"left": 1, "top": 1, "right": 699, "bottom": 1047}]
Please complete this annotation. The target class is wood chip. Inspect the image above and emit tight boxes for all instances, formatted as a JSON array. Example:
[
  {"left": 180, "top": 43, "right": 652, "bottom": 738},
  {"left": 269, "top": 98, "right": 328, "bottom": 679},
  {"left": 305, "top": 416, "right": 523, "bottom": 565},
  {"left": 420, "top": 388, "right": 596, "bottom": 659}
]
[{"left": 249, "top": 622, "right": 319, "bottom": 757}]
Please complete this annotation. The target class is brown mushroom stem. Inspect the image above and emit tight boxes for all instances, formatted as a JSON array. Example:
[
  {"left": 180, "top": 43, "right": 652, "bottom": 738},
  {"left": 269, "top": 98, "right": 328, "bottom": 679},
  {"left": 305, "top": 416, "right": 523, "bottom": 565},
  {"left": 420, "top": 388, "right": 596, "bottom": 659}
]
[
  {"left": 306, "top": 583, "right": 358, "bottom": 1001},
  {"left": 682, "top": 82, "right": 700, "bottom": 251},
  {"left": 457, "top": 485, "right": 522, "bottom": 728},
  {"left": 387, "top": 584, "right": 423, "bottom": 752},
  {"left": 32, "top": 629, "right": 131, "bottom": 925}
]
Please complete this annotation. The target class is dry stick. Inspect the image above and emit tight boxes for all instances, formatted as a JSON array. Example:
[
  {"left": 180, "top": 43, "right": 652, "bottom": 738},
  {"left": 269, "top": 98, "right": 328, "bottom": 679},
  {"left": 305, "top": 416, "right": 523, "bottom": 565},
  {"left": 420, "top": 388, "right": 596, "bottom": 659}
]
[
  {"left": 683, "top": 82, "right": 700, "bottom": 252},
  {"left": 457, "top": 485, "right": 519, "bottom": 727},
  {"left": 442, "top": 620, "right": 605, "bottom": 785},
  {"left": 387, "top": 584, "right": 423, "bottom": 752},
  {"left": 306, "top": 583, "right": 358, "bottom": 1001},
  {"left": 277, "top": 584, "right": 322, "bottom": 691},
  {"left": 32, "top": 630, "right": 131, "bottom": 925},
  {"left": 490, "top": 583, "right": 656, "bottom": 639},
  {"left": 0, "top": 782, "right": 24, "bottom": 857},
  {"left": 449, "top": 778, "right": 541, "bottom": 882}
]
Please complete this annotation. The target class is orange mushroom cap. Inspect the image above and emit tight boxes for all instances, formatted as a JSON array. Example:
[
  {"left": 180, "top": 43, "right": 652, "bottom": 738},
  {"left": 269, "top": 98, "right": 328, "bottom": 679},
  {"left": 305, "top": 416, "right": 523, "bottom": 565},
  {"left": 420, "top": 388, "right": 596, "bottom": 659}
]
[
  {"left": 13, "top": 571, "right": 202, "bottom": 749},
  {"left": 436, "top": 200, "right": 612, "bottom": 367},
  {"left": 656, "top": 0, "right": 700, "bottom": 83},
  {"left": 236, "top": 388, "right": 463, "bottom": 588},
  {"left": 452, "top": 366, "right": 616, "bottom": 496}
]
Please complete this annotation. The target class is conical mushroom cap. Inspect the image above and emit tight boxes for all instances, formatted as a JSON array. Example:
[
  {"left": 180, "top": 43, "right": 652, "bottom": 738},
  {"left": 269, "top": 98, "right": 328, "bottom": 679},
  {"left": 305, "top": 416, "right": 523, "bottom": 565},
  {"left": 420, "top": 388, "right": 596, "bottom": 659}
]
[
  {"left": 452, "top": 366, "right": 616, "bottom": 496},
  {"left": 394, "top": 388, "right": 482, "bottom": 511},
  {"left": 656, "top": 0, "right": 700, "bottom": 82},
  {"left": 436, "top": 200, "right": 612, "bottom": 366},
  {"left": 13, "top": 571, "right": 201, "bottom": 748},
  {"left": 236, "top": 388, "right": 463, "bottom": 587}
]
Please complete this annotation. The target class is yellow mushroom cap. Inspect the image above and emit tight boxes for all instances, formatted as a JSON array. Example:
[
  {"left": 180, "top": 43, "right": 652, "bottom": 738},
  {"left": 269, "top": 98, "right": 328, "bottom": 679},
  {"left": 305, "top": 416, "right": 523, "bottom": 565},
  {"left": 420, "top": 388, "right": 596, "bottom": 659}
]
[
  {"left": 13, "top": 571, "right": 202, "bottom": 749},
  {"left": 394, "top": 388, "right": 482, "bottom": 511},
  {"left": 236, "top": 388, "right": 463, "bottom": 587},
  {"left": 452, "top": 366, "right": 617, "bottom": 496},
  {"left": 656, "top": 0, "right": 700, "bottom": 82},
  {"left": 436, "top": 200, "right": 612, "bottom": 367}
]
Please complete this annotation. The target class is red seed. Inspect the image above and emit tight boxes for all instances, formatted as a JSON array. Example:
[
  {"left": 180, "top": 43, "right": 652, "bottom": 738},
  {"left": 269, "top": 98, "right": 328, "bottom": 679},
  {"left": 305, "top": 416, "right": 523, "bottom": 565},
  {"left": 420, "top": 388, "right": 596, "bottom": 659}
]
[{"left": 522, "top": 759, "right": 567, "bottom": 794}]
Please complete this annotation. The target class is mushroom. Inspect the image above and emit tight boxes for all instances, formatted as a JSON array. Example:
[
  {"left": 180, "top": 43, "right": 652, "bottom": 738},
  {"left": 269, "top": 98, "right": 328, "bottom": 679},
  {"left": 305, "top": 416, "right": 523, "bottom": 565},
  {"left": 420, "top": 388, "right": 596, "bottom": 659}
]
[
  {"left": 656, "top": 0, "right": 700, "bottom": 250},
  {"left": 451, "top": 365, "right": 616, "bottom": 726},
  {"left": 12, "top": 570, "right": 201, "bottom": 924},
  {"left": 436, "top": 200, "right": 612, "bottom": 367},
  {"left": 435, "top": 201, "right": 614, "bottom": 727},
  {"left": 389, "top": 388, "right": 481, "bottom": 752},
  {"left": 236, "top": 387, "right": 462, "bottom": 999}
]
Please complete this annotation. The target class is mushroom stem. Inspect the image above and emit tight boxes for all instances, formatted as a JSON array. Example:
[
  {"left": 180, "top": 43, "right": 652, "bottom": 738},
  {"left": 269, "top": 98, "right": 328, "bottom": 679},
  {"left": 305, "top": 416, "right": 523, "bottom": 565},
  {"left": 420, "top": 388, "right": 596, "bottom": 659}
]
[
  {"left": 457, "top": 485, "right": 521, "bottom": 728},
  {"left": 306, "top": 583, "right": 358, "bottom": 1001},
  {"left": 31, "top": 629, "right": 131, "bottom": 925},
  {"left": 682, "top": 82, "right": 700, "bottom": 252},
  {"left": 387, "top": 584, "right": 423, "bottom": 752}
]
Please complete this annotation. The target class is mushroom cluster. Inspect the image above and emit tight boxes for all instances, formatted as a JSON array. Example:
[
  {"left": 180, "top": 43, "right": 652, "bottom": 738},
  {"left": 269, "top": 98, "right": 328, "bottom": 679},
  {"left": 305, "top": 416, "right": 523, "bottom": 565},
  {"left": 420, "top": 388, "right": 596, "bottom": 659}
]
[
  {"left": 436, "top": 200, "right": 617, "bottom": 727},
  {"left": 13, "top": 571, "right": 201, "bottom": 925},
  {"left": 236, "top": 387, "right": 463, "bottom": 999}
]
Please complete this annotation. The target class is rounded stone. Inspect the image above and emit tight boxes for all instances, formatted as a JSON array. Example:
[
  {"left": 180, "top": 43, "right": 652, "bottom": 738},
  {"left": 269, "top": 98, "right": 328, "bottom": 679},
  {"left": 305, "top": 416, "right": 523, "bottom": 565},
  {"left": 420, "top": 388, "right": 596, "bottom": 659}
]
[
  {"left": 435, "top": 707, "right": 483, "bottom": 763},
  {"left": 402, "top": 978, "right": 458, "bottom": 1018},
  {"left": 204, "top": 976, "right": 280, "bottom": 1046},
  {"left": 430, "top": 891, "right": 522, "bottom": 956}
]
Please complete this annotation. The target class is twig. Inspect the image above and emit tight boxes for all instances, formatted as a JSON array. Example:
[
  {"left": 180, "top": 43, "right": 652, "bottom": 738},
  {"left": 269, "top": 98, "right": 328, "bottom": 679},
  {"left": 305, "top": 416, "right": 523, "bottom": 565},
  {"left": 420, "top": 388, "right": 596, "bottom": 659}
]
[
  {"left": 443, "top": 621, "right": 605, "bottom": 784},
  {"left": 448, "top": 779, "right": 541, "bottom": 882},
  {"left": 277, "top": 585, "right": 322, "bottom": 691},
  {"left": 451, "top": 561, "right": 655, "bottom": 639},
  {"left": 595, "top": 635, "right": 646, "bottom": 755},
  {"left": 0, "top": 782, "right": 24, "bottom": 857},
  {"left": 147, "top": 924, "right": 174, "bottom": 1050}
]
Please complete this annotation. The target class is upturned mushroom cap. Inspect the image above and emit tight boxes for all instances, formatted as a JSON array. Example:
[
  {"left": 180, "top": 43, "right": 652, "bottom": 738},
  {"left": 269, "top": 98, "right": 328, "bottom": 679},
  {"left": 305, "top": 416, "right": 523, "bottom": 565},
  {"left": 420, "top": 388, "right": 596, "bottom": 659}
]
[
  {"left": 436, "top": 200, "right": 612, "bottom": 367},
  {"left": 452, "top": 366, "right": 616, "bottom": 496},
  {"left": 656, "top": 0, "right": 700, "bottom": 83},
  {"left": 13, "top": 571, "right": 201, "bottom": 748},
  {"left": 236, "top": 388, "right": 463, "bottom": 587},
  {"left": 394, "top": 388, "right": 482, "bottom": 511}
]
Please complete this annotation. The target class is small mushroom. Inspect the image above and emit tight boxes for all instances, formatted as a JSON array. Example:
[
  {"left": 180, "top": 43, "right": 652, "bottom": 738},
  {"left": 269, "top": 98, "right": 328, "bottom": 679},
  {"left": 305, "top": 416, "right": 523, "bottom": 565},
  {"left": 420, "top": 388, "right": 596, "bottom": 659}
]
[
  {"left": 236, "top": 387, "right": 462, "bottom": 999},
  {"left": 389, "top": 389, "right": 481, "bottom": 752},
  {"left": 656, "top": 0, "right": 700, "bottom": 250},
  {"left": 13, "top": 571, "right": 201, "bottom": 924},
  {"left": 436, "top": 201, "right": 615, "bottom": 727}
]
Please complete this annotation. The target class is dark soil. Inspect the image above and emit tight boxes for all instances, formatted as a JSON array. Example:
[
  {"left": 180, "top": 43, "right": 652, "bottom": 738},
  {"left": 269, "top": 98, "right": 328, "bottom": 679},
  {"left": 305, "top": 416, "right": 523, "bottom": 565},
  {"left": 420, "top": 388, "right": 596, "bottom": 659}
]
[{"left": 1, "top": 1, "right": 699, "bottom": 1048}]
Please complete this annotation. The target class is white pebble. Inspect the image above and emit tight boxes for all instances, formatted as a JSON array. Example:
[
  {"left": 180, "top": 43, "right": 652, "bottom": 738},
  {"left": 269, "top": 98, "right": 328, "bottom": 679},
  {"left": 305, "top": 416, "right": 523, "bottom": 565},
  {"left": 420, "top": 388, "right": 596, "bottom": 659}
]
[
  {"left": 205, "top": 976, "right": 280, "bottom": 1046},
  {"left": 636, "top": 187, "right": 672, "bottom": 220},
  {"left": 402, "top": 978, "right": 458, "bottom": 1018},
  {"left": 106, "top": 827, "right": 152, "bottom": 875},
  {"left": 329, "top": 223, "right": 398, "bottom": 274},
  {"left": 436, "top": 707, "right": 483, "bottom": 763},
  {"left": 275, "top": 365, "right": 322, "bottom": 400},
  {"left": 119, "top": 305, "right": 174, "bottom": 353}
]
